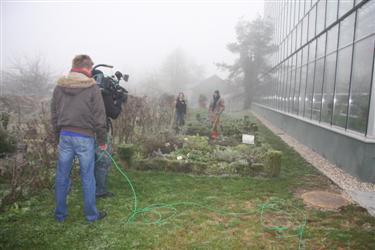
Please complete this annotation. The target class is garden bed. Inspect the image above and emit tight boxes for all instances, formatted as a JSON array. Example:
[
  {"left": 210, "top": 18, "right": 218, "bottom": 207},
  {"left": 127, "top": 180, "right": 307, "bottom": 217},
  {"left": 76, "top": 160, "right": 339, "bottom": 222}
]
[{"left": 117, "top": 112, "right": 282, "bottom": 178}]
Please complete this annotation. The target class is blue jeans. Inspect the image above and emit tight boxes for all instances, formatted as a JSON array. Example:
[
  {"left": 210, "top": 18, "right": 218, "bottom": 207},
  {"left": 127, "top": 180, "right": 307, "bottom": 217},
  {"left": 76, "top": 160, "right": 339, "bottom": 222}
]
[
  {"left": 54, "top": 135, "right": 100, "bottom": 221},
  {"left": 176, "top": 112, "right": 185, "bottom": 126},
  {"left": 95, "top": 134, "right": 113, "bottom": 196}
]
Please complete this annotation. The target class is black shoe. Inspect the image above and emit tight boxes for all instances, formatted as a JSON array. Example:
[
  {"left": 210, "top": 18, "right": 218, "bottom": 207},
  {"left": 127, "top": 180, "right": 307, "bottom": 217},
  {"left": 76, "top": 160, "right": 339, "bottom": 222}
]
[
  {"left": 96, "top": 211, "right": 107, "bottom": 221},
  {"left": 96, "top": 192, "right": 115, "bottom": 199},
  {"left": 88, "top": 211, "right": 107, "bottom": 222}
]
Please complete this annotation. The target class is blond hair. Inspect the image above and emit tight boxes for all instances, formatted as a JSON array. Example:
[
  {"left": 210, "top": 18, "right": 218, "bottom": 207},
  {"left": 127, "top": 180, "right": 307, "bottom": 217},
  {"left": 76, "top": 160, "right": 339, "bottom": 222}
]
[{"left": 72, "top": 55, "right": 94, "bottom": 68}]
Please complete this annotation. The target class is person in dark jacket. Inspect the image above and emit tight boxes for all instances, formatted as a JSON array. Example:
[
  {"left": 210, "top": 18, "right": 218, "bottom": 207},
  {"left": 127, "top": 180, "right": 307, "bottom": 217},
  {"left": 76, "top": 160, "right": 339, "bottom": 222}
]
[
  {"left": 93, "top": 72, "right": 125, "bottom": 199},
  {"left": 51, "top": 55, "right": 107, "bottom": 222},
  {"left": 175, "top": 92, "right": 187, "bottom": 127}
]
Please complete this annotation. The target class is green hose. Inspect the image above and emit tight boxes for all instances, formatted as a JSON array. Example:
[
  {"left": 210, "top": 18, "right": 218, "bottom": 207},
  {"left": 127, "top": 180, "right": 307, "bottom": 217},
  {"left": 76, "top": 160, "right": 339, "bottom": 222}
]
[{"left": 104, "top": 150, "right": 307, "bottom": 249}]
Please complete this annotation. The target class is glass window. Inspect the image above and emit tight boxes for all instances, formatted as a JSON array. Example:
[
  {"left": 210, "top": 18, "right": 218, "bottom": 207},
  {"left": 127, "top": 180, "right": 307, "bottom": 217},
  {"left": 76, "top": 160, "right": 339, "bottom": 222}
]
[
  {"left": 308, "top": 6, "right": 317, "bottom": 40},
  {"left": 277, "top": 69, "right": 282, "bottom": 109},
  {"left": 284, "top": 64, "right": 289, "bottom": 112},
  {"left": 356, "top": 0, "right": 375, "bottom": 40},
  {"left": 332, "top": 45, "right": 353, "bottom": 128},
  {"left": 302, "top": 16, "right": 308, "bottom": 45},
  {"left": 339, "top": 0, "right": 354, "bottom": 18},
  {"left": 296, "top": 49, "right": 302, "bottom": 68},
  {"left": 291, "top": 29, "right": 295, "bottom": 54},
  {"left": 321, "top": 52, "right": 337, "bottom": 124},
  {"left": 339, "top": 12, "right": 355, "bottom": 48},
  {"left": 293, "top": 65, "right": 302, "bottom": 114},
  {"left": 288, "top": 1, "right": 293, "bottom": 33},
  {"left": 279, "top": 64, "right": 285, "bottom": 110},
  {"left": 326, "top": 24, "right": 339, "bottom": 54},
  {"left": 302, "top": 45, "right": 309, "bottom": 65},
  {"left": 296, "top": 22, "right": 302, "bottom": 50},
  {"left": 316, "top": 0, "right": 326, "bottom": 34},
  {"left": 298, "top": 0, "right": 303, "bottom": 20},
  {"left": 291, "top": 0, "right": 296, "bottom": 27},
  {"left": 285, "top": 58, "right": 292, "bottom": 112},
  {"left": 281, "top": 65, "right": 286, "bottom": 110},
  {"left": 296, "top": 0, "right": 301, "bottom": 24},
  {"left": 326, "top": 0, "right": 338, "bottom": 27},
  {"left": 309, "top": 39, "right": 317, "bottom": 62},
  {"left": 290, "top": 54, "right": 297, "bottom": 112},
  {"left": 308, "top": 0, "right": 313, "bottom": 14},
  {"left": 355, "top": 0, "right": 365, "bottom": 6},
  {"left": 284, "top": 41, "right": 288, "bottom": 59},
  {"left": 317, "top": 33, "right": 326, "bottom": 58},
  {"left": 307, "top": 0, "right": 312, "bottom": 10},
  {"left": 302, "top": 0, "right": 307, "bottom": 15},
  {"left": 299, "top": 65, "right": 308, "bottom": 115},
  {"left": 312, "top": 57, "right": 325, "bottom": 120},
  {"left": 305, "top": 61, "right": 316, "bottom": 118},
  {"left": 347, "top": 35, "right": 375, "bottom": 133},
  {"left": 281, "top": 5, "right": 287, "bottom": 39}
]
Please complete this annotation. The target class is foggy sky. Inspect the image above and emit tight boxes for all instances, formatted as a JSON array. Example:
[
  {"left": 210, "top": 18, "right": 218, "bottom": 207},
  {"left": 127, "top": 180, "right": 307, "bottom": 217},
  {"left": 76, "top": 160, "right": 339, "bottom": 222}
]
[{"left": 1, "top": 0, "right": 264, "bottom": 83}]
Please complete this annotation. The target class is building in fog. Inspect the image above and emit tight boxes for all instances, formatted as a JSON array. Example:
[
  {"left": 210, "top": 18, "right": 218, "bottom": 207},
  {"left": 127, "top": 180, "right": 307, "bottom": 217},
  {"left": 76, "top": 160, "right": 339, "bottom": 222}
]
[{"left": 254, "top": 0, "right": 375, "bottom": 182}]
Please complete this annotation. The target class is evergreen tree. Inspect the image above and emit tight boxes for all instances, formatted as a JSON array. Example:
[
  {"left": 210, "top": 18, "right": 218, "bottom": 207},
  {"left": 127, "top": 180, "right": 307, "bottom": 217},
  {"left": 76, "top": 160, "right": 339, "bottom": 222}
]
[{"left": 218, "top": 17, "right": 276, "bottom": 109}]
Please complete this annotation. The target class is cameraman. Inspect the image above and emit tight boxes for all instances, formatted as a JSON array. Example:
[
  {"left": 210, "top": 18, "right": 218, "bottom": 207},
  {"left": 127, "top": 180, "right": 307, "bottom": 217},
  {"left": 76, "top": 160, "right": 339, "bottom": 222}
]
[{"left": 93, "top": 69, "right": 125, "bottom": 198}]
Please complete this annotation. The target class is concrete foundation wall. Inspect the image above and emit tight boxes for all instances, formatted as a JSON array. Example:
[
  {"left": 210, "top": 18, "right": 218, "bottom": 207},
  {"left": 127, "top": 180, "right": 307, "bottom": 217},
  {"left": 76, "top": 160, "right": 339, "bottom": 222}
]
[{"left": 252, "top": 104, "right": 375, "bottom": 183}]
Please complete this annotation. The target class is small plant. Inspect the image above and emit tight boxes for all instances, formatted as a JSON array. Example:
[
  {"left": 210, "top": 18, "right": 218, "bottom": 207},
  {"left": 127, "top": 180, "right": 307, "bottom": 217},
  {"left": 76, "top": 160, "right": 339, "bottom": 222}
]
[
  {"left": 263, "top": 150, "right": 282, "bottom": 177},
  {"left": 212, "top": 147, "right": 244, "bottom": 162},
  {"left": 117, "top": 144, "right": 137, "bottom": 167}
]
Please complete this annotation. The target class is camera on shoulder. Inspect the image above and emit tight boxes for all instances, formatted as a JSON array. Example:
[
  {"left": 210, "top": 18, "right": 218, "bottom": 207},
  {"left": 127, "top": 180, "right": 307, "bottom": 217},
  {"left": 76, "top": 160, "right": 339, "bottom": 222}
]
[
  {"left": 92, "top": 64, "right": 130, "bottom": 120},
  {"left": 92, "top": 64, "right": 129, "bottom": 105}
]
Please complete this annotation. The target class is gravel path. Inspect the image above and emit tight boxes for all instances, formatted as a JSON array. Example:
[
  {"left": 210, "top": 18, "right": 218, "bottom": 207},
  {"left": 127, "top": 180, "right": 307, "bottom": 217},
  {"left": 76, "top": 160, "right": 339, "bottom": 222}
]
[{"left": 253, "top": 112, "right": 375, "bottom": 216}]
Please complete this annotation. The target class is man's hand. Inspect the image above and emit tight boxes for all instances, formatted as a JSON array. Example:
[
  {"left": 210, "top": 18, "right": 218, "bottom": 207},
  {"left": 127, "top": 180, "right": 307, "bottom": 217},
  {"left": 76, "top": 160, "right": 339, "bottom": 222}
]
[{"left": 99, "top": 144, "right": 107, "bottom": 151}]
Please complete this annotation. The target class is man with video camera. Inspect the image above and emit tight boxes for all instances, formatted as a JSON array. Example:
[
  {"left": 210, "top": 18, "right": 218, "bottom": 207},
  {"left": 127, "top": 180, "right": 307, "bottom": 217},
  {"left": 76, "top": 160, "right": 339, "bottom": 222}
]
[{"left": 92, "top": 65, "right": 128, "bottom": 198}]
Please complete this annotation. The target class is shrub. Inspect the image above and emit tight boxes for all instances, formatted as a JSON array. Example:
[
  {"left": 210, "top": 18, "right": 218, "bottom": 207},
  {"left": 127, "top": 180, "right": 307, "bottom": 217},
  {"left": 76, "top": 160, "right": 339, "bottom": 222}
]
[
  {"left": 185, "top": 122, "right": 211, "bottom": 136},
  {"left": 1, "top": 112, "right": 10, "bottom": 130},
  {"left": 212, "top": 147, "right": 244, "bottom": 162},
  {"left": 137, "top": 131, "right": 184, "bottom": 157},
  {"left": 182, "top": 136, "right": 212, "bottom": 153},
  {"left": 0, "top": 127, "right": 16, "bottom": 157},
  {"left": 263, "top": 150, "right": 282, "bottom": 177},
  {"left": 117, "top": 144, "right": 137, "bottom": 167}
]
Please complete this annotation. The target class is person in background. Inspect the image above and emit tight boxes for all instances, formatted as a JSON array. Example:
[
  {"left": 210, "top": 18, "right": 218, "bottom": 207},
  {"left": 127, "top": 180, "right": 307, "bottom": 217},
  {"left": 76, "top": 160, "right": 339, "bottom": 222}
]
[
  {"left": 51, "top": 55, "right": 107, "bottom": 222},
  {"left": 175, "top": 92, "right": 187, "bottom": 127},
  {"left": 208, "top": 90, "right": 225, "bottom": 139}
]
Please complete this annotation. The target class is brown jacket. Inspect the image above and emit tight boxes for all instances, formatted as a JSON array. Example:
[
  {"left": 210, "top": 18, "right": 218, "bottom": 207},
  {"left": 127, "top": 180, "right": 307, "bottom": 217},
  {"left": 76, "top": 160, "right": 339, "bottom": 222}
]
[{"left": 51, "top": 72, "right": 107, "bottom": 145}]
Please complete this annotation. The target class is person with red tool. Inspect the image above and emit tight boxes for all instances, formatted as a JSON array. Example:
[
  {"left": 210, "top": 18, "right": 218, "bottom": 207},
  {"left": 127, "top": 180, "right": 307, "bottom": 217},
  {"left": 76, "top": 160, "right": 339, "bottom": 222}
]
[{"left": 208, "top": 90, "right": 225, "bottom": 141}]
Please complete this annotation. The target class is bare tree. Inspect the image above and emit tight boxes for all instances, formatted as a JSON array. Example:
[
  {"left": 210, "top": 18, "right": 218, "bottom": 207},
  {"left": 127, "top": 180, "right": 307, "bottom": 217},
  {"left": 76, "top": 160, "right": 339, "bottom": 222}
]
[
  {"left": 1, "top": 57, "right": 53, "bottom": 97},
  {"left": 160, "top": 48, "right": 205, "bottom": 93}
]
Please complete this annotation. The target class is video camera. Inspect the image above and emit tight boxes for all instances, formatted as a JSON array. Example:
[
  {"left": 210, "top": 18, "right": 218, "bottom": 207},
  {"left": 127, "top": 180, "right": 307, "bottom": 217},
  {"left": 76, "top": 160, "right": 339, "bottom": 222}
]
[{"left": 92, "top": 64, "right": 129, "bottom": 104}]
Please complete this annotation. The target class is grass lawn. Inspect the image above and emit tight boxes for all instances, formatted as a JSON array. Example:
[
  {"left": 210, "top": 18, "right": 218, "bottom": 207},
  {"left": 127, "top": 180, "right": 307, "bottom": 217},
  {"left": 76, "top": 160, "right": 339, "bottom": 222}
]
[{"left": 1, "top": 113, "right": 375, "bottom": 249}]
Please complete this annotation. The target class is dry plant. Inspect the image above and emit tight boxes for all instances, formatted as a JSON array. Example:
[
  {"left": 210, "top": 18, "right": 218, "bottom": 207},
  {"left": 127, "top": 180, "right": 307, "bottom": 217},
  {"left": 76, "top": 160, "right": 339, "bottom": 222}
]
[
  {"left": 0, "top": 102, "right": 56, "bottom": 209},
  {"left": 112, "top": 93, "right": 176, "bottom": 144}
]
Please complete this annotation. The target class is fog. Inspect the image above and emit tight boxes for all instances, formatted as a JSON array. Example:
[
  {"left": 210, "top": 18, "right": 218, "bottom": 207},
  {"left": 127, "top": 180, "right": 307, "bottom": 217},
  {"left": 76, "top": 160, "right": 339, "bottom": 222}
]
[{"left": 2, "top": 0, "right": 264, "bottom": 91}]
